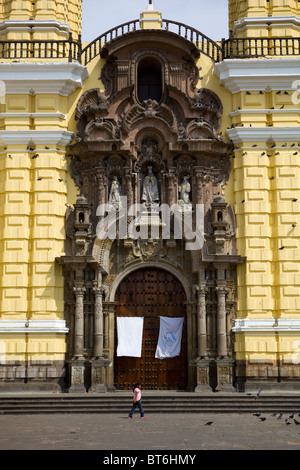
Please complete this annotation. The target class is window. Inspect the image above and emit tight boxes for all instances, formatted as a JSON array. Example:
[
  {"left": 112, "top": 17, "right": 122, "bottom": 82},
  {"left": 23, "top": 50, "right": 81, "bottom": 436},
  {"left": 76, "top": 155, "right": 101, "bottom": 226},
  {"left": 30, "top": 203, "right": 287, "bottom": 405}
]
[{"left": 137, "top": 57, "right": 162, "bottom": 103}]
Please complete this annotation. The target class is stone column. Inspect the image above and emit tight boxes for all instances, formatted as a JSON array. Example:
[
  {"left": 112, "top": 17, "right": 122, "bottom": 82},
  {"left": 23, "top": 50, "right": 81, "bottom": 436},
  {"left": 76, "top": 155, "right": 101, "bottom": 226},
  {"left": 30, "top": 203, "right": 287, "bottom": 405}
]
[
  {"left": 73, "top": 285, "right": 86, "bottom": 359},
  {"left": 90, "top": 280, "right": 110, "bottom": 393},
  {"left": 197, "top": 285, "right": 208, "bottom": 359},
  {"left": 92, "top": 283, "right": 104, "bottom": 359},
  {"left": 103, "top": 301, "right": 117, "bottom": 391},
  {"left": 69, "top": 284, "right": 86, "bottom": 393},
  {"left": 215, "top": 286, "right": 229, "bottom": 358}
]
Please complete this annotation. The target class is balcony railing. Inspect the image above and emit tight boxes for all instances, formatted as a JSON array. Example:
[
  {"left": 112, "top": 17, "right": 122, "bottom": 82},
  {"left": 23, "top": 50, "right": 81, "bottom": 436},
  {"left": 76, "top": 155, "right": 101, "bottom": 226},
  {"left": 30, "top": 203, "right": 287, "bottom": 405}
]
[
  {"left": 222, "top": 32, "right": 300, "bottom": 59},
  {"left": 0, "top": 21, "right": 298, "bottom": 64},
  {"left": 0, "top": 33, "right": 81, "bottom": 62}
]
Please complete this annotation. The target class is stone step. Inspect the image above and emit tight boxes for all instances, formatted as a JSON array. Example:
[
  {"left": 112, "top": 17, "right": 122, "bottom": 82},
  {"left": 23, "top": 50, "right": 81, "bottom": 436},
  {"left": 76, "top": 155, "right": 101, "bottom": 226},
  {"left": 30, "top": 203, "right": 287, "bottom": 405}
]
[{"left": 0, "top": 394, "right": 299, "bottom": 414}]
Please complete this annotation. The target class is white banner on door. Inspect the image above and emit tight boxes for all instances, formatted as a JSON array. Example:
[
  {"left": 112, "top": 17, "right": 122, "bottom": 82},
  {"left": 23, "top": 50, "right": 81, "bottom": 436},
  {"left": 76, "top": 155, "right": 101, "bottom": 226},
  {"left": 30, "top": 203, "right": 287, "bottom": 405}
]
[
  {"left": 155, "top": 316, "right": 184, "bottom": 359},
  {"left": 116, "top": 317, "right": 144, "bottom": 357}
]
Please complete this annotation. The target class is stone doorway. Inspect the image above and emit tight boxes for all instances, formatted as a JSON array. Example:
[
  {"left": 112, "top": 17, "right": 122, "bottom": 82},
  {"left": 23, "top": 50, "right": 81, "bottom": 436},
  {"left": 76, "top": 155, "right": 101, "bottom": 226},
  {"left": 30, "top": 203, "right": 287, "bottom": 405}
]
[{"left": 114, "top": 267, "right": 188, "bottom": 390}]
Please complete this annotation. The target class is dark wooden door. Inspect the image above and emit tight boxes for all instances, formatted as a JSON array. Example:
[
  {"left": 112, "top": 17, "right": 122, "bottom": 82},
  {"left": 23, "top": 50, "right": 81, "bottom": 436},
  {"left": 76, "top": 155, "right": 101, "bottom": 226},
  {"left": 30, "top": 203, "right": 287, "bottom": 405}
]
[{"left": 114, "top": 268, "right": 187, "bottom": 390}]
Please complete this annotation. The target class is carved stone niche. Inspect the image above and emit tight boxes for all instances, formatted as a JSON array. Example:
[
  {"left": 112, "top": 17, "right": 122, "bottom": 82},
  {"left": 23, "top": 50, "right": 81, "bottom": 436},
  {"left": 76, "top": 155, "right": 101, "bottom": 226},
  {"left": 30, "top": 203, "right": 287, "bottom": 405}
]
[{"left": 99, "top": 29, "right": 200, "bottom": 100}]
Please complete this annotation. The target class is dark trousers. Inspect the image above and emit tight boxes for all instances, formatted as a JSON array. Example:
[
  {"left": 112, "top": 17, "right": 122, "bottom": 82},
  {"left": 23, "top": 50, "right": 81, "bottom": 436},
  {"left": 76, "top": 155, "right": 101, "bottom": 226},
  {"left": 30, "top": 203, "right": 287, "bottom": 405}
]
[{"left": 129, "top": 400, "right": 144, "bottom": 417}]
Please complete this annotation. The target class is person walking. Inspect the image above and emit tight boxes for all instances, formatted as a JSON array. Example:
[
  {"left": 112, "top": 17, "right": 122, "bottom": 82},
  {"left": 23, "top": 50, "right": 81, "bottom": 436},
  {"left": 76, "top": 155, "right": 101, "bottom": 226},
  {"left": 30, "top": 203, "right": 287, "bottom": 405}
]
[{"left": 128, "top": 382, "right": 146, "bottom": 419}]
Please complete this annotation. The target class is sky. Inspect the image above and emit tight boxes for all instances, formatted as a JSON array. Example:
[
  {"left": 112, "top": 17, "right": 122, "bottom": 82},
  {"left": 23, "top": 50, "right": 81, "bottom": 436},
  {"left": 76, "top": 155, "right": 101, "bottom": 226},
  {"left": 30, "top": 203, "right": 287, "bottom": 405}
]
[{"left": 81, "top": 0, "right": 229, "bottom": 42}]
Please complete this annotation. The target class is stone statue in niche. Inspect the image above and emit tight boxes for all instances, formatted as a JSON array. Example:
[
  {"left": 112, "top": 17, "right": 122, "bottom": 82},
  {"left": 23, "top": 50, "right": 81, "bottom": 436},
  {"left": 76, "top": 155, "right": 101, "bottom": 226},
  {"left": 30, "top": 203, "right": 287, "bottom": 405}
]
[
  {"left": 108, "top": 176, "right": 122, "bottom": 210},
  {"left": 141, "top": 166, "right": 160, "bottom": 209},
  {"left": 178, "top": 175, "right": 192, "bottom": 211}
]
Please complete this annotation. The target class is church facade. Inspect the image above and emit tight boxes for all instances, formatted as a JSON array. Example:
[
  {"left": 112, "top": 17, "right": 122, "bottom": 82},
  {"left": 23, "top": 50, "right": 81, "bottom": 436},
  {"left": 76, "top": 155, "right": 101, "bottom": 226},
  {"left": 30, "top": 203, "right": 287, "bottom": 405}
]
[{"left": 0, "top": 0, "right": 299, "bottom": 393}]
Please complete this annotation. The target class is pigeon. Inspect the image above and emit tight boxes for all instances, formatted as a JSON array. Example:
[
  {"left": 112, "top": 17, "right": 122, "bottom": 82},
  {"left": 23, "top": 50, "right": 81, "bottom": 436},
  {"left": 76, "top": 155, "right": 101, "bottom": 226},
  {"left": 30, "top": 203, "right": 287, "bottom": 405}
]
[
  {"left": 205, "top": 422, "right": 213, "bottom": 426},
  {"left": 259, "top": 417, "right": 266, "bottom": 422},
  {"left": 253, "top": 413, "right": 261, "bottom": 417},
  {"left": 255, "top": 389, "right": 261, "bottom": 400},
  {"left": 294, "top": 419, "right": 300, "bottom": 425},
  {"left": 277, "top": 413, "right": 283, "bottom": 420},
  {"left": 285, "top": 419, "right": 291, "bottom": 425}
]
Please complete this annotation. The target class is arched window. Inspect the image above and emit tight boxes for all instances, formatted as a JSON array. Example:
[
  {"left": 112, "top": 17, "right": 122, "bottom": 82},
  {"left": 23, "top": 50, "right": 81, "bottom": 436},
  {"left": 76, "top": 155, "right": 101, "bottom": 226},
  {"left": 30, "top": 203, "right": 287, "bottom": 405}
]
[{"left": 137, "top": 57, "right": 162, "bottom": 103}]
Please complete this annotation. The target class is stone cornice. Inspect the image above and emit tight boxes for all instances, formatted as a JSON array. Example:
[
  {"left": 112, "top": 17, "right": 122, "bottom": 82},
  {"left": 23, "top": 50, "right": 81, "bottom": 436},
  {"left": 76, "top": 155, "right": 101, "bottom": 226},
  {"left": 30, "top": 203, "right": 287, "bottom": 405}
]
[
  {"left": 215, "top": 58, "right": 300, "bottom": 93},
  {"left": 0, "top": 130, "right": 74, "bottom": 146},
  {"left": 0, "top": 19, "right": 71, "bottom": 37},
  {"left": 0, "top": 62, "right": 89, "bottom": 96},
  {"left": 233, "top": 318, "right": 300, "bottom": 334},
  {"left": 234, "top": 16, "right": 300, "bottom": 34},
  {"left": 227, "top": 126, "right": 300, "bottom": 144},
  {"left": 0, "top": 319, "right": 69, "bottom": 334}
]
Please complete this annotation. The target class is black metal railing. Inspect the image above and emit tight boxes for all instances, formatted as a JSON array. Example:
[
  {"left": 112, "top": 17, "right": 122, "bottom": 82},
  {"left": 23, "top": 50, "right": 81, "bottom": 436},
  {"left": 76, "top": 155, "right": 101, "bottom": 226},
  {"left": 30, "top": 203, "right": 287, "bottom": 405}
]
[
  {"left": 222, "top": 32, "right": 300, "bottom": 59},
  {"left": 0, "top": 20, "right": 299, "bottom": 64},
  {"left": 81, "top": 19, "right": 140, "bottom": 65},
  {"left": 0, "top": 32, "right": 82, "bottom": 62}
]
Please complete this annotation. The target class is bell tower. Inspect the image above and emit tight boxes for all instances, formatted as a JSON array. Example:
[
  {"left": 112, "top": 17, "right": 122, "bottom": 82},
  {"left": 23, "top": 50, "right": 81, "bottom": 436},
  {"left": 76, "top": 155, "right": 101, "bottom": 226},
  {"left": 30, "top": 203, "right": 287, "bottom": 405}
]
[
  {"left": 0, "top": 0, "right": 82, "bottom": 41},
  {"left": 217, "top": 0, "right": 300, "bottom": 391},
  {"left": 229, "top": 0, "right": 300, "bottom": 37},
  {"left": 0, "top": 0, "right": 87, "bottom": 391}
]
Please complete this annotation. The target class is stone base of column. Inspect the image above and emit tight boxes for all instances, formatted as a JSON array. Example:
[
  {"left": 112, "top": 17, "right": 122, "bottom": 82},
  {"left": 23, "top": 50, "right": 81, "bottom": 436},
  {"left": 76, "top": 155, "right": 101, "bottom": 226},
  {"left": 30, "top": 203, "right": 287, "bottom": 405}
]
[
  {"left": 195, "top": 359, "right": 212, "bottom": 393},
  {"left": 68, "top": 359, "right": 86, "bottom": 393},
  {"left": 216, "top": 358, "right": 235, "bottom": 392},
  {"left": 89, "top": 358, "right": 111, "bottom": 393}
]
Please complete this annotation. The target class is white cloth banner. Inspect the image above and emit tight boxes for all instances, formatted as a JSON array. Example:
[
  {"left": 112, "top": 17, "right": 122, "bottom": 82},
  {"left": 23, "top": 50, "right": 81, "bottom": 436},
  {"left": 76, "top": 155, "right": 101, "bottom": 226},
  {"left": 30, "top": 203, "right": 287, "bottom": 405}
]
[
  {"left": 155, "top": 316, "right": 184, "bottom": 359},
  {"left": 116, "top": 317, "right": 144, "bottom": 357}
]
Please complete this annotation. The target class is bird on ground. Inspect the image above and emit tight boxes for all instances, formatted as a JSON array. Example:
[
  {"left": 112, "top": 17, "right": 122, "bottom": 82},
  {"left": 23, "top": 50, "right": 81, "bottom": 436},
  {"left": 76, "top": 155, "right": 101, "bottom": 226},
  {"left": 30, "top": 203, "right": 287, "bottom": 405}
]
[{"left": 255, "top": 389, "right": 261, "bottom": 400}]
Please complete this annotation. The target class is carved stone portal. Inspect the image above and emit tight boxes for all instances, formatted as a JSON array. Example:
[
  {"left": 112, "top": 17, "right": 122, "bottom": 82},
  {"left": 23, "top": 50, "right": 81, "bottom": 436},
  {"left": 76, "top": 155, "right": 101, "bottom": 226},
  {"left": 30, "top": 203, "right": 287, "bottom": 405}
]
[{"left": 57, "top": 29, "right": 245, "bottom": 393}]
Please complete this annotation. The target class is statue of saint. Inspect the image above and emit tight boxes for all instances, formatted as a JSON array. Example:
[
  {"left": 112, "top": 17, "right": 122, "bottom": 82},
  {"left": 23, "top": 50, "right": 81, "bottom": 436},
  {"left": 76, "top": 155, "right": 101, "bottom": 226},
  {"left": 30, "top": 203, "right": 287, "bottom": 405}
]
[
  {"left": 141, "top": 167, "right": 160, "bottom": 207},
  {"left": 108, "top": 176, "right": 122, "bottom": 210},
  {"left": 178, "top": 175, "right": 192, "bottom": 211}
]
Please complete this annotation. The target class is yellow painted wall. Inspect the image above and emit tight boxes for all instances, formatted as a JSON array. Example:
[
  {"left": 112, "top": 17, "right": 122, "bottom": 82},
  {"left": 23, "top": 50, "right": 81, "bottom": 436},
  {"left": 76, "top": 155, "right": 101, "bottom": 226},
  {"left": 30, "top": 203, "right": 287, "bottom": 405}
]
[{"left": 0, "top": 0, "right": 299, "bottom": 382}]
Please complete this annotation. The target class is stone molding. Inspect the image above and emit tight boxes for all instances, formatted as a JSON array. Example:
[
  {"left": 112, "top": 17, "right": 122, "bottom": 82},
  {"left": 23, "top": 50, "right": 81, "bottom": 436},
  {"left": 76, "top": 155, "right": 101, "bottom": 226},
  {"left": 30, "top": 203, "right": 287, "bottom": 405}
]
[
  {"left": 0, "top": 19, "right": 71, "bottom": 37},
  {"left": 0, "top": 319, "right": 69, "bottom": 334},
  {"left": 0, "top": 130, "right": 73, "bottom": 146},
  {"left": 0, "top": 62, "right": 89, "bottom": 96},
  {"left": 215, "top": 58, "right": 300, "bottom": 93},
  {"left": 233, "top": 318, "right": 300, "bottom": 334},
  {"left": 227, "top": 126, "right": 300, "bottom": 144},
  {"left": 234, "top": 16, "right": 300, "bottom": 34}
]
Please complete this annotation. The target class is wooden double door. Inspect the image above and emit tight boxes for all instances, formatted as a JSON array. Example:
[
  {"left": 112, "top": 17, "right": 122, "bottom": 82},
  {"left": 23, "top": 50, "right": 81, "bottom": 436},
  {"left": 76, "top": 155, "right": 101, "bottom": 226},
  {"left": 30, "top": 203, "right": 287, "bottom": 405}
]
[{"left": 114, "top": 268, "right": 188, "bottom": 390}]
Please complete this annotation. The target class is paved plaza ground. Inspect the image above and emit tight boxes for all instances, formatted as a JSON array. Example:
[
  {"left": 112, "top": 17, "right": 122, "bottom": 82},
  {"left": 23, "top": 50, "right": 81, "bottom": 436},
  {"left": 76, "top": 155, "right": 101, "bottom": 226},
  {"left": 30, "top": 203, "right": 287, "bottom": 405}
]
[{"left": 0, "top": 410, "right": 299, "bottom": 451}]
